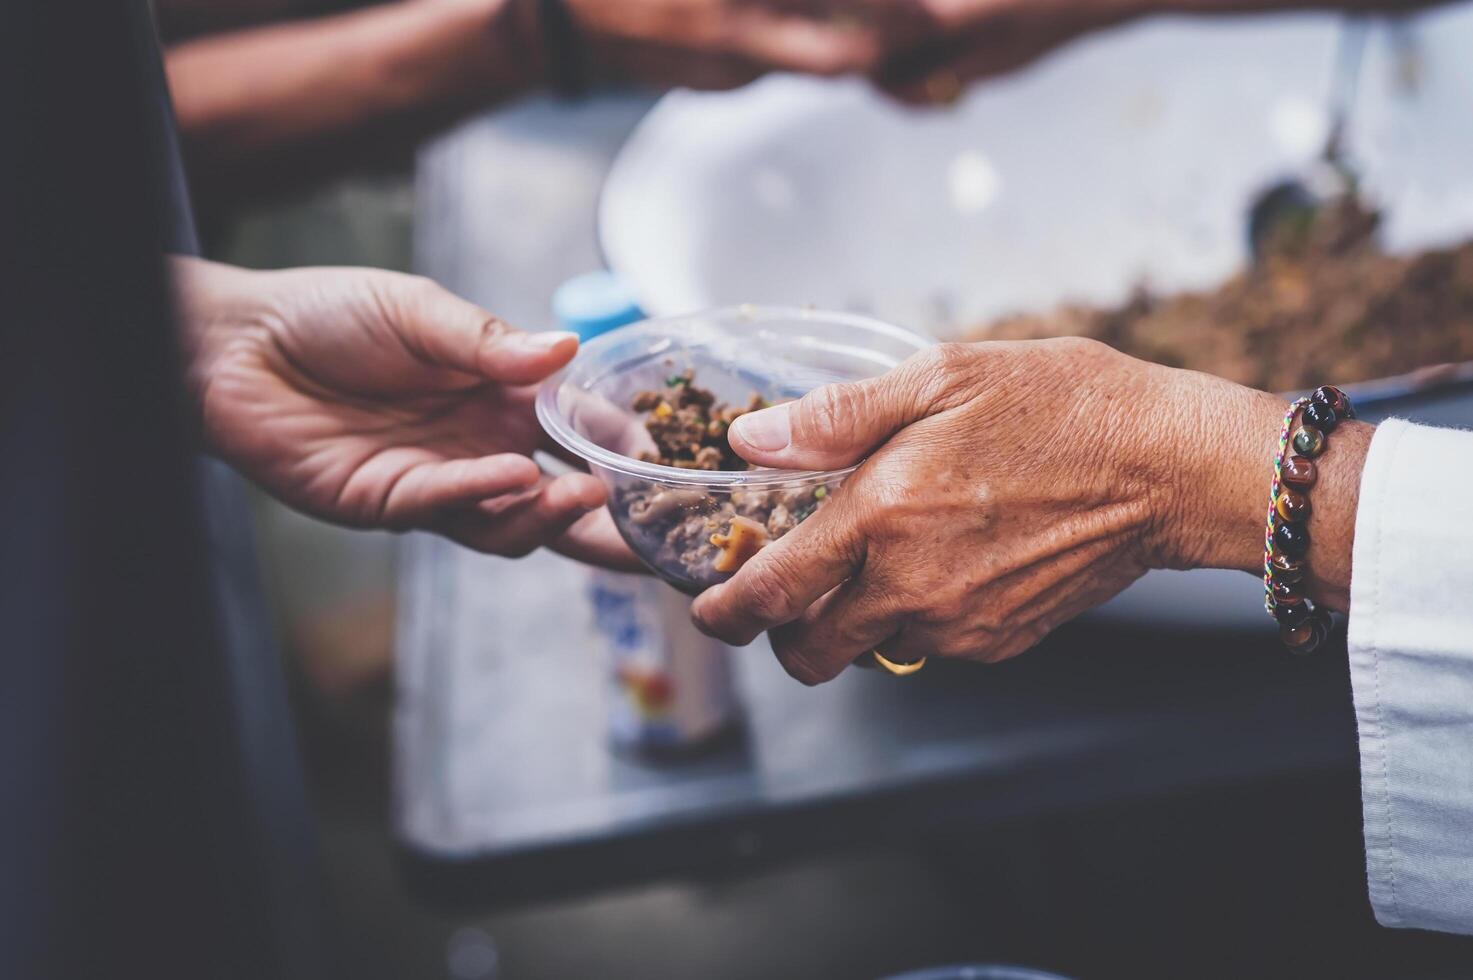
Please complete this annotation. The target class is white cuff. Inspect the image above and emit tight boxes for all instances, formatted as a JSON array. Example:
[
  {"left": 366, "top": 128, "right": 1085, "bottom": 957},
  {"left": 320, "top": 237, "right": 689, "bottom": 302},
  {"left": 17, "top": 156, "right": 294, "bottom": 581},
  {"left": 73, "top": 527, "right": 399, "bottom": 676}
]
[{"left": 1348, "top": 418, "right": 1473, "bottom": 935}]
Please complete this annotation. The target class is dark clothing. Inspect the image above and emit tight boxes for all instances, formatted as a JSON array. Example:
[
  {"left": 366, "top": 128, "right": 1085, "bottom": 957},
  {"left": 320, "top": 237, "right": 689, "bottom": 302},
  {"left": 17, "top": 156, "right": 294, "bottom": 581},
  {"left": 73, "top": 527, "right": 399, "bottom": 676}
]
[
  {"left": 1, "top": 3, "right": 329, "bottom": 977},
  {"left": 134, "top": 0, "right": 202, "bottom": 256}
]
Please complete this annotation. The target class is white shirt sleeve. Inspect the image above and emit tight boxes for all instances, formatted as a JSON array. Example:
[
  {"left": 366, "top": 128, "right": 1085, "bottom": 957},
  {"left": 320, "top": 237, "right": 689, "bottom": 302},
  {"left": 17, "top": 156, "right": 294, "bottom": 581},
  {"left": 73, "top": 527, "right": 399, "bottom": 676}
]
[{"left": 1349, "top": 417, "right": 1473, "bottom": 934}]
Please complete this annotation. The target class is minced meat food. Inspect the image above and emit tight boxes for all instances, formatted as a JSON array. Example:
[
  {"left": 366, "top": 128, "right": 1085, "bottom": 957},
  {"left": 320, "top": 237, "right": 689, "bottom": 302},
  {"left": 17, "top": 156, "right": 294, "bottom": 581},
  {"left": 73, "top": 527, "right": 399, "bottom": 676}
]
[
  {"left": 964, "top": 196, "right": 1473, "bottom": 392},
  {"left": 630, "top": 370, "right": 767, "bottom": 470},
  {"left": 613, "top": 372, "right": 831, "bottom": 589}
]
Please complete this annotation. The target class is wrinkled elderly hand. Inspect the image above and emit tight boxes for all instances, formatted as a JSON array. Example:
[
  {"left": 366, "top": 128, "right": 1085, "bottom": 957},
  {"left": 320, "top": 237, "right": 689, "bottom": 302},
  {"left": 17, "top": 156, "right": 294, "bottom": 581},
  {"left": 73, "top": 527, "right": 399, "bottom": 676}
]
[
  {"left": 692, "top": 339, "right": 1370, "bottom": 684},
  {"left": 562, "top": 0, "right": 936, "bottom": 89},
  {"left": 173, "top": 257, "right": 636, "bottom": 568}
]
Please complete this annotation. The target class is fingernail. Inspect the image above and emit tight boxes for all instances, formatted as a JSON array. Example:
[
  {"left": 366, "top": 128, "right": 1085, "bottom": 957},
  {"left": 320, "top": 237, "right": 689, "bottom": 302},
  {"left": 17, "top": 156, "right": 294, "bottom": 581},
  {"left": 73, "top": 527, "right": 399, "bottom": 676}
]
[
  {"left": 514, "top": 330, "right": 577, "bottom": 352},
  {"left": 731, "top": 405, "right": 790, "bottom": 452}
]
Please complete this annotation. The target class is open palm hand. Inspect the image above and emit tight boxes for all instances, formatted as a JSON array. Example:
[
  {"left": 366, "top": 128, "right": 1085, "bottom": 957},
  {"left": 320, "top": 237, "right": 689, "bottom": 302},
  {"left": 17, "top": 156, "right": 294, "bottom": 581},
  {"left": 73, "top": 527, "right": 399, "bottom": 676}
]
[{"left": 174, "top": 258, "right": 633, "bottom": 567}]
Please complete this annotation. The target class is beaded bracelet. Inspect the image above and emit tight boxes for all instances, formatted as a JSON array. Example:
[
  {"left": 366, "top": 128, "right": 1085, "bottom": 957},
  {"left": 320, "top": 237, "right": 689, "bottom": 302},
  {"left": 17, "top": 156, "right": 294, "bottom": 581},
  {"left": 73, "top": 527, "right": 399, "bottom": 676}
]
[{"left": 1262, "top": 384, "right": 1356, "bottom": 654}]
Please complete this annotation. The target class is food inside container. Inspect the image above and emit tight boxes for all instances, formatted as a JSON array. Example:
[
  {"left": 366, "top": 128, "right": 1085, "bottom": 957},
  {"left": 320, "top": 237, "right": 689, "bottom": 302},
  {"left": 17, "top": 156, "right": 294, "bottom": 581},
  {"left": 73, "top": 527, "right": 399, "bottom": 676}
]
[
  {"left": 537, "top": 306, "right": 932, "bottom": 594},
  {"left": 620, "top": 370, "right": 833, "bottom": 583},
  {"left": 963, "top": 194, "right": 1473, "bottom": 392}
]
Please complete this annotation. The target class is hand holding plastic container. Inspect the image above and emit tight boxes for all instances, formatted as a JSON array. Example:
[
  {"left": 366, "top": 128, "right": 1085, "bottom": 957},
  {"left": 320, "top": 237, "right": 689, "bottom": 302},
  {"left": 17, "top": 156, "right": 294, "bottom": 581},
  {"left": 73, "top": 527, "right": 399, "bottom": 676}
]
[{"left": 538, "top": 304, "right": 934, "bottom": 594}]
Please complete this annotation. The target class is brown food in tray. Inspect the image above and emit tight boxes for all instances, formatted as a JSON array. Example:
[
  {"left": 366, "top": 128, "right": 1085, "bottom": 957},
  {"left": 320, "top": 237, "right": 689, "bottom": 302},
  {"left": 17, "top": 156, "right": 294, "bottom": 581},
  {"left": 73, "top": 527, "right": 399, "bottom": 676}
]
[{"left": 965, "top": 197, "right": 1473, "bottom": 392}]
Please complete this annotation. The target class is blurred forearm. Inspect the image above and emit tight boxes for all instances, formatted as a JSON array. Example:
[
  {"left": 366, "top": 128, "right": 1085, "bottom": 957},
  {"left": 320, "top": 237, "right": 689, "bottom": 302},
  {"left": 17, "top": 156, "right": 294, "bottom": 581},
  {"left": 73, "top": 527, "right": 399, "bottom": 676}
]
[
  {"left": 1141, "top": 0, "right": 1446, "bottom": 13},
  {"left": 166, "top": 0, "right": 542, "bottom": 205}
]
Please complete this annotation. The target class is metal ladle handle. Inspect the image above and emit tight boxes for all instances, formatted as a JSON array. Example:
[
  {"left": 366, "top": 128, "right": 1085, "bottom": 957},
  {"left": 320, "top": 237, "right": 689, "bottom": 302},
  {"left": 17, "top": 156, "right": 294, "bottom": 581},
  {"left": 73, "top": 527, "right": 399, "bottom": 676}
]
[{"left": 1323, "top": 15, "right": 1370, "bottom": 167}]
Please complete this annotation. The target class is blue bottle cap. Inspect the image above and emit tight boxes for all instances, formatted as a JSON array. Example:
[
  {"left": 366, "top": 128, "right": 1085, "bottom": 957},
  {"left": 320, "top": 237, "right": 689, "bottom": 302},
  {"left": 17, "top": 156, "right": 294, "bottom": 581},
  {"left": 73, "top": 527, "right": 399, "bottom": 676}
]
[{"left": 552, "top": 271, "right": 645, "bottom": 342}]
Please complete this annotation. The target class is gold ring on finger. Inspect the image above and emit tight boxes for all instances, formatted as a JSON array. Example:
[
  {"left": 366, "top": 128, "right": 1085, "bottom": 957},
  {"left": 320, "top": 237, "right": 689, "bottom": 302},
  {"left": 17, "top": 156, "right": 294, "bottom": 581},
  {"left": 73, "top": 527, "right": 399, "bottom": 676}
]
[{"left": 871, "top": 650, "right": 927, "bottom": 677}]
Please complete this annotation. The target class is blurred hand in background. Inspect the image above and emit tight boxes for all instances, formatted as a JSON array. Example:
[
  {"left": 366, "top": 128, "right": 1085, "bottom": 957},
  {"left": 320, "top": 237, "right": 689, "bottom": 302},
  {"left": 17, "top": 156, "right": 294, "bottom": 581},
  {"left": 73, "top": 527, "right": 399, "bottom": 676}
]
[
  {"left": 159, "top": 0, "right": 930, "bottom": 207},
  {"left": 876, "top": 0, "right": 1445, "bottom": 104},
  {"left": 159, "top": 0, "right": 1449, "bottom": 206},
  {"left": 563, "top": 0, "right": 934, "bottom": 89},
  {"left": 173, "top": 257, "right": 638, "bottom": 567}
]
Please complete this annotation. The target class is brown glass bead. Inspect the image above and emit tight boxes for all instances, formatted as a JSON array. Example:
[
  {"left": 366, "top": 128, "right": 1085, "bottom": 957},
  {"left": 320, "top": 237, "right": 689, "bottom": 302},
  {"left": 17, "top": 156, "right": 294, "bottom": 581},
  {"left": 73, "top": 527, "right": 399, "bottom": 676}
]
[
  {"left": 1289, "top": 628, "right": 1324, "bottom": 655},
  {"left": 1271, "top": 579, "right": 1305, "bottom": 606},
  {"left": 1274, "top": 599, "right": 1312, "bottom": 627},
  {"left": 1282, "top": 606, "right": 1333, "bottom": 654},
  {"left": 1275, "top": 487, "right": 1311, "bottom": 523},
  {"left": 1281, "top": 620, "right": 1316, "bottom": 649},
  {"left": 1312, "top": 385, "right": 1354, "bottom": 420},
  {"left": 1303, "top": 399, "right": 1338, "bottom": 433},
  {"left": 1274, "top": 521, "right": 1310, "bottom": 560},
  {"left": 1271, "top": 553, "right": 1305, "bottom": 584},
  {"left": 1293, "top": 425, "right": 1326, "bottom": 457},
  {"left": 1281, "top": 456, "right": 1317, "bottom": 491}
]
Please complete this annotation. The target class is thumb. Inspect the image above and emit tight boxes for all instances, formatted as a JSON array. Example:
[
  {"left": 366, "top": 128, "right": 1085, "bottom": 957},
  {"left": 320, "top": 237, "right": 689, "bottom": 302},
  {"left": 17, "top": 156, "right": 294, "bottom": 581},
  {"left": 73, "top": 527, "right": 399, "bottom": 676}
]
[
  {"left": 394, "top": 275, "right": 579, "bottom": 386},
  {"left": 728, "top": 365, "right": 930, "bottom": 470}
]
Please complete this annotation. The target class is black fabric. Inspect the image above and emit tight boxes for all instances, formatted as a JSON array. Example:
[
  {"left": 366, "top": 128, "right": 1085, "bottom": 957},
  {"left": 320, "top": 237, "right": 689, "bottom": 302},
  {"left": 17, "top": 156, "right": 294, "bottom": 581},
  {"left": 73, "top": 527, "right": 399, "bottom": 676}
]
[
  {"left": 131, "top": 1, "right": 202, "bottom": 257},
  {"left": 0, "top": 3, "right": 330, "bottom": 977},
  {"left": 139, "top": 6, "right": 337, "bottom": 976}
]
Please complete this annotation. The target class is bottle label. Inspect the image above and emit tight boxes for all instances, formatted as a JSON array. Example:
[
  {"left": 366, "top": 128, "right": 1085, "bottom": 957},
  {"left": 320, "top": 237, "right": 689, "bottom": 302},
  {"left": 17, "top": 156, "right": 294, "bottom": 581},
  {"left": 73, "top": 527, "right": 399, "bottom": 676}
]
[{"left": 587, "top": 571, "right": 738, "bottom": 749}]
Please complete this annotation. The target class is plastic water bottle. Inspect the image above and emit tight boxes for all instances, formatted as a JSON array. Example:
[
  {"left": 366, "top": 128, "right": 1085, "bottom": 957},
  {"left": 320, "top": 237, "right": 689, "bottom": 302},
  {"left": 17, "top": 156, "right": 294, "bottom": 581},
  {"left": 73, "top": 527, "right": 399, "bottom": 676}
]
[{"left": 552, "top": 272, "right": 742, "bottom": 753}]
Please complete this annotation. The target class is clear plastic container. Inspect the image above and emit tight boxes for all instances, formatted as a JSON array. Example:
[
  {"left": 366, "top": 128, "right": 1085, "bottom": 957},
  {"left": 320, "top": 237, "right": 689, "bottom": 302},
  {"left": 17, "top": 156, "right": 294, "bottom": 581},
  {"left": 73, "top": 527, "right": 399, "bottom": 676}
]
[{"left": 537, "top": 305, "right": 933, "bottom": 594}]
